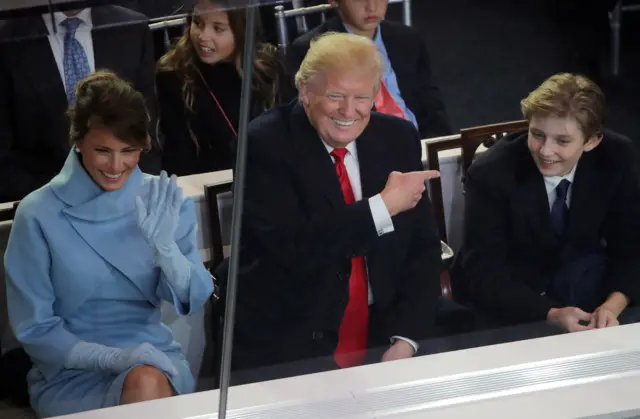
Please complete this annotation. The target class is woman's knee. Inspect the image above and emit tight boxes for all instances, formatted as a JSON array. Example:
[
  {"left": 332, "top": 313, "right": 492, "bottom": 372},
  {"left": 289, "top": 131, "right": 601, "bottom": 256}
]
[{"left": 121, "top": 366, "right": 173, "bottom": 403}]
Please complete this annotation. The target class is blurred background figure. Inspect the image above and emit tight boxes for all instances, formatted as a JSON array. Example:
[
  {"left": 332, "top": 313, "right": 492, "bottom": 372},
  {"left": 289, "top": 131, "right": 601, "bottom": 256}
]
[{"left": 0, "top": 3, "right": 159, "bottom": 204}]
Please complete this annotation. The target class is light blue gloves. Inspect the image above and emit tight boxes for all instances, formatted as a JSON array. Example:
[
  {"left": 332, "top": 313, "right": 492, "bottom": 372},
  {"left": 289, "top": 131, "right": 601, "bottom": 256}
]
[
  {"left": 135, "top": 171, "right": 190, "bottom": 302},
  {"left": 65, "top": 341, "right": 177, "bottom": 376}
]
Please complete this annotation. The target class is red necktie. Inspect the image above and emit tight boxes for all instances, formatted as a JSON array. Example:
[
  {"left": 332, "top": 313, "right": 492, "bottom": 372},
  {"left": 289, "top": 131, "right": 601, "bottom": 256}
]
[
  {"left": 330, "top": 148, "right": 369, "bottom": 368},
  {"left": 374, "top": 79, "right": 407, "bottom": 120}
]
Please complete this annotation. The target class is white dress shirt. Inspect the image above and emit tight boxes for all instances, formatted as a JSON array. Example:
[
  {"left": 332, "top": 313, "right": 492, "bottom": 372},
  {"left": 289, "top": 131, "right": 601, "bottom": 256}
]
[
  {"left": 323, "top": 140, "right": 419, "bottom": 352},
  {"left": 42, "top": 9, "right": 95, "bottom": 95},
  {"left": 543, "top": 164, "right": 577, "bottom": 210}
]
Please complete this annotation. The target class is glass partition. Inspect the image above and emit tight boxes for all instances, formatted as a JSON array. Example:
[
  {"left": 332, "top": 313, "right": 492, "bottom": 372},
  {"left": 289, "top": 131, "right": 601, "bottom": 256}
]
[{"left": 1, "top": 0, "right": 640, "bottom": 418}]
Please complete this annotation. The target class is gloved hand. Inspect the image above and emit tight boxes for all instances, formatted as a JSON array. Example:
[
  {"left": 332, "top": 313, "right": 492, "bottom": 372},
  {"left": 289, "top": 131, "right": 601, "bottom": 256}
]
[
  {"left": 65, "top": 342, "right": 178, "bottom": 377},
  {"left": 135, "top": 171, "right": 191, "bottom": 301},
  {"left": 110, "top": 343, "right": 177, "bottom": 376},
  {"left": 135, "top": 171, "right": 183, "bottom": 255}
]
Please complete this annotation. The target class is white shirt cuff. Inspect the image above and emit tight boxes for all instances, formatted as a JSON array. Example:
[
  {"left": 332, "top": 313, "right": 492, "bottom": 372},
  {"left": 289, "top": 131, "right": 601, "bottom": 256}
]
[
  {"left": 368, "top": 194, "right": 394, "bottom": 236},
  {"left": 391, "top": 336, "right": 419, "bottom": 354}
]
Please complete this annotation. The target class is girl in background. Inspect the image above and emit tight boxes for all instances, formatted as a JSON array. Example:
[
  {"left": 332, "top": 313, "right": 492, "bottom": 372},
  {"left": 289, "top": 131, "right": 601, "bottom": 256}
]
[{"left": 156, "top": 0, "right": 283, "bottom": 176}]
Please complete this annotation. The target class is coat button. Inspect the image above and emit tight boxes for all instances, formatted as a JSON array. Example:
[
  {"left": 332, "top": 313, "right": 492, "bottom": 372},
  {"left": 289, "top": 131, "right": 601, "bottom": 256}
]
[{"left": 312, "top": 331, "right": 324, "bottom": 340}]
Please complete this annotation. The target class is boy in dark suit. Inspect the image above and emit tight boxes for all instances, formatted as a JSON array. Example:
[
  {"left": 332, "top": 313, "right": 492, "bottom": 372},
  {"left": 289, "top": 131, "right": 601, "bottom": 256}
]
[
  {"left": 287, "top": 0, "right": 451, "bottom": 138},
  {"left": 455, "top": 73, "right": 640, "bottom": 333}
]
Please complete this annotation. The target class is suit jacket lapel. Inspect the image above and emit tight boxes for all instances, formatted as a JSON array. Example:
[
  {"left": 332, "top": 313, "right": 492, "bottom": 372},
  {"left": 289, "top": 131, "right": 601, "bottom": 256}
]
[
  {"left": 356, "top": 126, "right": 388, "bottom": 200},
  {"left": 565, "top": 153, "right": 602, "bottom": 248},
  {"left": 379, "top": 21, "right": 401, "bottom": 70},
  {"left": 515, "top": 149, "right": 560, "bottom": 250},
  {"left": 91, "top": 8, "right": 119, "bottom": 72},
  {"left": 11, "top": 17, "right": 68, "bottom": 125},
  {"left": 290, "top": 104, "right": 344, "bottom": 208}
]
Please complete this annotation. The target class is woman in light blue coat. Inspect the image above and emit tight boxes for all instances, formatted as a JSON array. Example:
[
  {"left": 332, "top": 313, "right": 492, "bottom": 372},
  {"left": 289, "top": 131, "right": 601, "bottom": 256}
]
[{"left": 4, "top": 71, "right": 214, "bottom": 417}]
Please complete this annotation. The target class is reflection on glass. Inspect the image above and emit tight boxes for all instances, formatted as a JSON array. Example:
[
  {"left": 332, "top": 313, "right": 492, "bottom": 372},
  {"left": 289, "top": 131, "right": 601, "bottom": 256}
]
[{"left": 1, "top": 0, "right": 640, "bottom": 418}]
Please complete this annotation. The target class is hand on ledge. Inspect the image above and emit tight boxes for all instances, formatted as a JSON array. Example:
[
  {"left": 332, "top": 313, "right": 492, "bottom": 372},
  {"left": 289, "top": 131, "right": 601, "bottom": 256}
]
[
  {"left": 547, "top": 307, "right": 594, "bottom": 333},
  {"left": 588, "top": 306, "right": 620, "bottom": 329},
  {"left": 381, "top": 340, "right": 415, "bottom": 362}
]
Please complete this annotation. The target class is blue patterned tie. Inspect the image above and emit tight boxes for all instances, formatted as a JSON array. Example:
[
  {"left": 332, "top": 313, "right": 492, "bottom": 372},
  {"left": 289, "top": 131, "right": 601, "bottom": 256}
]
[
  {"left": 550, "top": 179, "right": 571, "bottom": 236},
  {"left": 61, "top": 18, "right": 91, "bottom": 105}
]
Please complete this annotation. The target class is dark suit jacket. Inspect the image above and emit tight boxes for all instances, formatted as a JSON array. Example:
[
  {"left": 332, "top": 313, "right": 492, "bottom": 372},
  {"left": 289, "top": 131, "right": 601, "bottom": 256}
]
[
  {"left": 453, "top": 130, "right": 640, "bottom": 324},
  {"left": 0, "top": 6, "right": 159, "bottom": 203},
  {"left": 233, "top": 101, "right": 442, "bottom": 372},
  {"left": 287, "top": 16, "right": 451, "bottom": 139}
]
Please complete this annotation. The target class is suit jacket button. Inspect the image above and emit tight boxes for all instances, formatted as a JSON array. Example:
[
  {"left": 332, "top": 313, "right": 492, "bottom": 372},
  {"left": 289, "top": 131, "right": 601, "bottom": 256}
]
[{"left": 312, "top": 331, "right": 323, "bottom": 340}]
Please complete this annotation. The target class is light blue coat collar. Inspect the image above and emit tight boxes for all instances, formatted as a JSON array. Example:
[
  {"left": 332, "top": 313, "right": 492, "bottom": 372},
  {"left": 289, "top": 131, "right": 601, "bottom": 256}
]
[{"left": 50, "top": 149, "right": 145, "bottom": 222}]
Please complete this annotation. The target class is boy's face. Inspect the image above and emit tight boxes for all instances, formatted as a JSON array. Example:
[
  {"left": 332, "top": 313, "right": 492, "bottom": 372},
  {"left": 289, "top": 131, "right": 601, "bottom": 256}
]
[
  {"left": 527, "top": 115, "right": 601, "bottom": 177},
  {"left": 330, "top": 0, "right": 389, "bottom": 37}
]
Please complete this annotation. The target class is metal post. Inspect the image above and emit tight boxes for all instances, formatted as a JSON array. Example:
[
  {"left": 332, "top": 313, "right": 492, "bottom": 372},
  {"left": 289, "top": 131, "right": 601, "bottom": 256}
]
[
  {"left": 275, "top": 5, "right": 289, "bottom": 51},
  {"left": 403, "top": 0, "right": 412, "bottom": 26},
  {"left": 292, "top": 0, "right": 309, "bottom": 33},
  {"left": 216, "top": 2, "right": 258, "bottom": 419},
  {"left": 610, "top": 0, "right": 622, "bottom": 76},
  {"left": 163, "top": 27, "right": 171, "bottom": 52}
]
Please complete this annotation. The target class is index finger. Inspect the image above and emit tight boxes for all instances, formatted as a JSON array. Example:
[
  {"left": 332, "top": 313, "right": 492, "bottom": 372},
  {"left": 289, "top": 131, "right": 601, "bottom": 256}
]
[{"left": 419, "top": 170, "right": 440, "bottom": 180}]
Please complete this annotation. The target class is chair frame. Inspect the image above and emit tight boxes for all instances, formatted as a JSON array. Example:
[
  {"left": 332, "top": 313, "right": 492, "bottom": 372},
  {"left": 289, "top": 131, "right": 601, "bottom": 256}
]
[
  {"left": 0, "top": 202, "right": 19, "bottom": 222},
  {"left": 610, "top": 0, "right": 640, "bottom": 76},
  {"left": 203, "top": 181, "right": 233, "bottom": 390},
  {"left": 204, "top": 181, "right": 234, "bottom": 270},
  {"left": 426, "top": 120, "right": 528, "bottom": 243}
]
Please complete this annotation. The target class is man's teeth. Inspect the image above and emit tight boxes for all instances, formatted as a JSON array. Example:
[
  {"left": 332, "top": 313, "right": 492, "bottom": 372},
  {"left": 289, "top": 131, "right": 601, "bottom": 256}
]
[
  {"left": 104, "top": 173, "right": 122, "bottom": 179},
  {"left": 333, "top": 119, "right": 355, "bottom": 127},
  {"left": 542, "top": 159, "right": 558, "bottom": 164}
]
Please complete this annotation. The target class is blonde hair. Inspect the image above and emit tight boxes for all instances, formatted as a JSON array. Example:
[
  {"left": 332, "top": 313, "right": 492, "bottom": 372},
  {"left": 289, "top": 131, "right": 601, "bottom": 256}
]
[
  {"left": 295, "top": 32, "right": 384, "bottom": 93},
  {"left": 521, "top": 73, "right": 605, "bottom": 139}
]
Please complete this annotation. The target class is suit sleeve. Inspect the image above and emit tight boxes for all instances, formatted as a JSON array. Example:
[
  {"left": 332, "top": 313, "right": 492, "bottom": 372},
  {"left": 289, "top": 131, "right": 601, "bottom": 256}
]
[
  {"left": 0, "top": 50, "right": 49, "bottom": 200},
  {"left": 460, "top": 167, "right": 562, "bottom": 322},
  {"left": 388, "top": 128, "right": 442, "bottom": 341},
  {"left": 134, "top": 23, "right": 161, "bottom": 175},
  {"left": 414, "top": 37, "right": 452, "bottom": 138},
  {"left": 243, "top": 129, "right": 380, "bottom": 277},
  {"left": 4, "top": 205, "right": 80, "bottom": 381},
  {"left": 603, "top": 148, "right": 640, "bottom": 303},
  {"left": 156, "top": 198, "right": 214, "bottom": 315}
]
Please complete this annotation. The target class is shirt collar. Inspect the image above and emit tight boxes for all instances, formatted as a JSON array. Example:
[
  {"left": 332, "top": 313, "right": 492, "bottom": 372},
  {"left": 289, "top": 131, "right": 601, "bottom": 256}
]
[
  {"left": 321, "top": 138, "right": 359, "bottom": 161},
  {"left": 343, "top": 23, "right": 384, "bottom": 47},
  {"left": 42, "top": 8, "right": 93, "bottom": 35},
  {"left": 543, "top": 162, "right": 578, "bottom": 191}
]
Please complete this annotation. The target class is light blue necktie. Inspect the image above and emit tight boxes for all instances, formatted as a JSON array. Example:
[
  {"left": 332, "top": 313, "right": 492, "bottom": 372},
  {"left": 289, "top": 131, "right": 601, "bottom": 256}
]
[{"left": 61, "top": 18, "right": 90, "bottom": 105}]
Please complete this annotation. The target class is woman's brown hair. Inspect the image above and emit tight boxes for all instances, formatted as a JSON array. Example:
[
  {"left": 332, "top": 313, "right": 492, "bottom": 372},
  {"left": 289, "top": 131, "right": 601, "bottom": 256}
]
[
  {"left": 157, "top": 2, "right": 279, "bottom": 113},
  {"left": 68, "top": 70, "right": 150, "bottom": 149}
]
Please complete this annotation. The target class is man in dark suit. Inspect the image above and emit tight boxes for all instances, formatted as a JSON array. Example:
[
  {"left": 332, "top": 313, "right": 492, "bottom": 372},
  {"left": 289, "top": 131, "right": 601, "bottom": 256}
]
[
  {"left": 232, "top": 32, "right": 443, "bottom": 383},
  {"left": 287, "top": 0, "right": 451, "bottom": 139},
  {"left": 454, "top": 73, "right": 640, "bottom": 333},
  {"left": 0, "top": 4, "right": 159, "bottom": 203}
]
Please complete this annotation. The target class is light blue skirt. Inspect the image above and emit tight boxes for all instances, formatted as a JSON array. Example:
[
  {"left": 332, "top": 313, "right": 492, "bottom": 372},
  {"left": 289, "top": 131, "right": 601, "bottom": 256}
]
[{"left": 27, "top": 354, "right": 193, "bottom": 418}]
